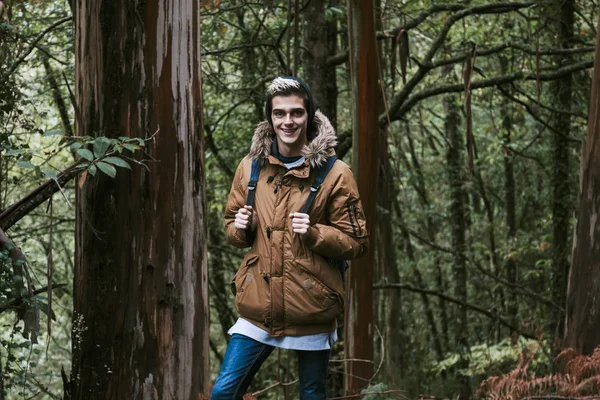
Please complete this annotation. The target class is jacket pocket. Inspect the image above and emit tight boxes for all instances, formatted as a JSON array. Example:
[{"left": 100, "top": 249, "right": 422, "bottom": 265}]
[
  {"left": 231, "top": 253, "right": 259, "bottom": 296},
  {"left": 284, "top": 258, "right": 343, "bottom": 325},
  {"left": 234, "top": 254, "right": 269, "bottom": 322}
]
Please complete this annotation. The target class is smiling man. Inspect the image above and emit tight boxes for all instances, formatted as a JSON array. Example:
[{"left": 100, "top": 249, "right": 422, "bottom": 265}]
[{"left": 211, "top": 77, "right": 369, "bottom": 400}]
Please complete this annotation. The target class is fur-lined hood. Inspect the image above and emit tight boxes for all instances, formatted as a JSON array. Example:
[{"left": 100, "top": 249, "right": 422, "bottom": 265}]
[{"left": 247, "top": 110, "right": 337, "bottom": 168}]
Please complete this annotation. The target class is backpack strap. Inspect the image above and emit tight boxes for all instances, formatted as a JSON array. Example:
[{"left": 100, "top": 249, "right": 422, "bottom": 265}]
[
  {"left": 246, "top": 159, "right": 262, "bottom": 207},
  {"left": 300, "top": 156, "right": 337, "bottom": 214}
]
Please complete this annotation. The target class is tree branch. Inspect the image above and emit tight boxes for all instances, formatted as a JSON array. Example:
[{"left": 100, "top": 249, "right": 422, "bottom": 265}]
[
  {"left": 384, "top": 2, "right": 536, "bottom": 127},
  {"left": 0, "top": 161, "right": 82, "bottom": 231},
  {"left": 201, "top": 42, "right": 276, "bottom": 57},
  {"left": 2, "top": 16, "right": 72, "bottom": 80},
  {"left": 374, "top": 283, "right": 536, "bottom": 339},
  {"left": 403, "top": 225, "right": 563, "bottom": 311},
  {"left": 388, "top": 59, "right": 593, "bottom": 123}
]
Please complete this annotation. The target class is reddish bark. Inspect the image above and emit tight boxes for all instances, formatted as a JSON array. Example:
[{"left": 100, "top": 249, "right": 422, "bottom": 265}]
[
  {"left": 72, "top": 1, "right": 209, "bottom": 398},
  {"left": 564, "top": 11, "right": 600, "bottom": 355},
  {"left": 345, "top": 0, "right": 379, "bottom": 394}
]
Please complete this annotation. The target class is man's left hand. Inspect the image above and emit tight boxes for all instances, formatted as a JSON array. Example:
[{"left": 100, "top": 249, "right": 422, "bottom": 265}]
[{"left": 289, "top": 212, "right": 310, "bottom": 235}]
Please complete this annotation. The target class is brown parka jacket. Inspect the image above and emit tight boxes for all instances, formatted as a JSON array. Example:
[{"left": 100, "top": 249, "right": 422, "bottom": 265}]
[{"left": 224, "top": 111, "right": 369, "bottom": 337}]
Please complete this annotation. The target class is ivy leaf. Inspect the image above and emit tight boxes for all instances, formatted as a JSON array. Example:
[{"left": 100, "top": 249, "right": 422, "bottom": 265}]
[
  {"left": 97, "top": 161, "right": 116, "bottom": 178},
  {"left": 93, "top": 137, "right": 112, "bottom": 158},
  {"left": 77, "top": 148, "right": 94, "bottom": 161},
  {"left": 102, "top": 157, "right": 131, "bottom": 169}
]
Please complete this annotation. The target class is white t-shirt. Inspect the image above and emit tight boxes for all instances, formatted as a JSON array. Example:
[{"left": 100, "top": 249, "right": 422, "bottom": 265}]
[{"left": 228, "top": 318, "right": 337, "bottom": 350}]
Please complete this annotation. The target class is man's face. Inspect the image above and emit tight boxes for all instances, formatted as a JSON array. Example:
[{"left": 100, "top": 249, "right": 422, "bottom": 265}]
[{"left": 271, "top": 94, "right": 308, "bottom": 154}]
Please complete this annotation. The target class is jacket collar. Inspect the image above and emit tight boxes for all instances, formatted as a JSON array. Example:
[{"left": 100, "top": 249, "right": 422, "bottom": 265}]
[{"left": 248, "top": 110, "right": 337, "bottom": 168}]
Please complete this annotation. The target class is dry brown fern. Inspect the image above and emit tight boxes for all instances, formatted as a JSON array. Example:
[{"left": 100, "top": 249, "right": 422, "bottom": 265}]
[{"left": 477, "top": 345, "right": 600, "bottom": 400}]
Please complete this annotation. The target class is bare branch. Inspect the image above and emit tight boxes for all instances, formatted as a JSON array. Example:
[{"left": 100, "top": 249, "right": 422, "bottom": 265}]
[
  {"left": 2, "top": 16, "right": 72, "bottom": 80},
  {"left": 384, "top": 2, "right": 536, "bottom": 126},
  {"left": 374, "top": 283, "right": 536, "bottom": 339},
  {"left": 201, "top": 42, "right": 275, "bottom": 57},
  {"left": 388, "top": 59, "right": 593, "bottom": 123},
  {"left": 0, "top": 161, "right": 82, "bottom": 231}
]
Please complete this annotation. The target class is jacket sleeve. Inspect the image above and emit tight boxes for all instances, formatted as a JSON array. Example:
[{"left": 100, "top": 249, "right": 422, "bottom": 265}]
[
  {"left": 224, "top": 158, "right": 254, "bottom": 248},
  {"left": 304, "top": 163, "right": 369, "bottom": 260}
]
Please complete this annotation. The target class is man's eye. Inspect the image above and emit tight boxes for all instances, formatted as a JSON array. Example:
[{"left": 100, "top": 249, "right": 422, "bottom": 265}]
[
  {"left": 293, "top": 110, "right": 305, "bottom": 117},
  {"left": 273, "top": 111, "right": 284, "bottom": 117}
]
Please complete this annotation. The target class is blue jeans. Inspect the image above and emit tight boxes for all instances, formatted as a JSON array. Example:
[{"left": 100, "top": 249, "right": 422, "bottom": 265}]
[{"left": 211, "top": 334, "right": 330, "bottom": 400}]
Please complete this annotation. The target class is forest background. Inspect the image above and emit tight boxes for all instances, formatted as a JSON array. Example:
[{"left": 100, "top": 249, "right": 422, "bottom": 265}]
[{"left": 1, "top": 0, "right": 600, "bottom": 399}]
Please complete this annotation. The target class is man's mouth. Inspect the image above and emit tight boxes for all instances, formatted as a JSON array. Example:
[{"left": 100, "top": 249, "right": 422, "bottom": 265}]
[{"left": 281, "top": 128, "right": 297, "bottom": 135}]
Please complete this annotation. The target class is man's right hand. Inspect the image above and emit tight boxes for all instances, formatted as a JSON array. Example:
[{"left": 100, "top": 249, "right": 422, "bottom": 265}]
[{"left": 234, "top": 205, "right": 257, "bottom": 231}]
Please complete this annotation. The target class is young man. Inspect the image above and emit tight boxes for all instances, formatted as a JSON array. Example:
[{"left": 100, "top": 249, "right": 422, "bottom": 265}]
[{"left": 211, "top": 77, "right": 368, "bottom": 400}]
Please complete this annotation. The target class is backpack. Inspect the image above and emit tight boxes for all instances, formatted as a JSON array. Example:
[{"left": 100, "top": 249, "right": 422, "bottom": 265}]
[{"left": 245, "top": 156, "right": 349, "bottom": 282}]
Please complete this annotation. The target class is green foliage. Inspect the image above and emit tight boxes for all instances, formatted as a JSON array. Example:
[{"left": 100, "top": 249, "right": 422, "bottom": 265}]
[
  {"left": 430, "top": 338, "right": 552, "bottom": 377},
  {"left": 74, "top": 136, "right": 140, "bottom": 178}
]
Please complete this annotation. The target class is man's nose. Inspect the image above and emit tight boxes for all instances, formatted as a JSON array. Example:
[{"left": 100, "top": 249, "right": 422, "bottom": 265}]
[{"left": 284, "top": 114, "right": 293, "bottom": 124}]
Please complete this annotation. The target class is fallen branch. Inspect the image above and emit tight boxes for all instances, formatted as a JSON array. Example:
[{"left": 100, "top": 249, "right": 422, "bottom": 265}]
[{"left": 0, "top": 161, "right": 82, "bottom": 231}]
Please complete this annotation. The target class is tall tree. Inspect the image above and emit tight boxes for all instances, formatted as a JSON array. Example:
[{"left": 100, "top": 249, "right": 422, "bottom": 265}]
[
  {"left": 549, "top": 0, "right": 575, "bottom": 340},
  {"left": 345, "top": 0, "right": 378, "bottom": 394},
  {"left": 445, "top": 91, "right": 471, "bottom": 399},
  {"left": 302, "top": 0, "right": 338, "bottom": 129},
  {"left": 71, "top": 1, "right": 209, "bottom": 398},
  {"left": 564, "top": 11, "right": 600, "bottom": 356}
]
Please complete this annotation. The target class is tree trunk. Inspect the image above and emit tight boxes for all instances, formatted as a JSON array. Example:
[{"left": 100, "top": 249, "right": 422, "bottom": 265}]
[
  {"left": 500, "top": 53, "right": 515, "bottom": 333},
  {"left": 564, "top": 10, "right": 600, "bottom": 355},
  {"left": 236, "top": 8, "right": 264, "bottom": 121},
  {"left": 445, "top": 93, "right": 471, "bottom": 399},
  {"left": 72, "top": 1, "right": 209, "bottom": 398},
  {"left": 549, "top": 0, "right": 574, "bottom": 341},
  {"left": 345, "top": 0, "right": 378, "bottom": 394},
  {"left": 379, "top": 136, "right": 404, "bottom": 385},
  {"left": 302, "top": 0, "right": 338, "bottom": 130}
]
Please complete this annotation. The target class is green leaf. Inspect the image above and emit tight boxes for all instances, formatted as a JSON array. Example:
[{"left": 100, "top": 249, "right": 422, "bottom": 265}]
[
  {"left": 97, "top": 162, "right": 116, "bottom": 178},
  {"left": 122, "top": 144, "right": 138, "bottom": 152},
  {"left": 70, "top": 142, "right": 83, "bottom": 151},
  {"left": 88, "top": 164, "right": 97, "bottom": 176},
  {"left": 77, "top": 148, "right": 94, "bottom": 161},
  {"left": 5, "top": 149, "right": 25, "bottom": 156},
  {"left": 41, "top": 168, "right": 58, "bottom": 179},
  {"left": 102, "top": 157, "right": 131, "bottom": 169},
  {"left": 16, "top": 160, "right": 35, "bottom": 169},
  {"left": 93, "top": 137, "right": 112, "bottom": 158},
  {"left": 43, "top": 129, "right": 63, "bottom": 137}
]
